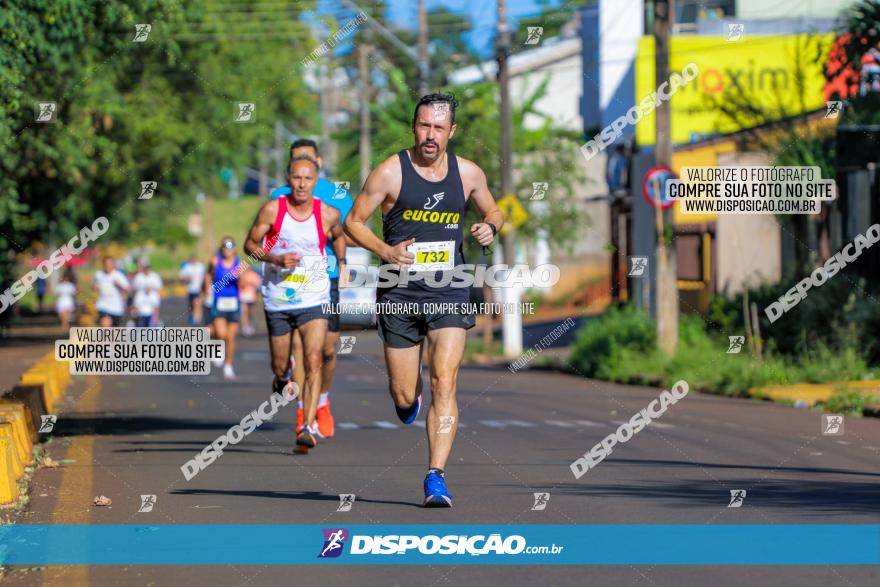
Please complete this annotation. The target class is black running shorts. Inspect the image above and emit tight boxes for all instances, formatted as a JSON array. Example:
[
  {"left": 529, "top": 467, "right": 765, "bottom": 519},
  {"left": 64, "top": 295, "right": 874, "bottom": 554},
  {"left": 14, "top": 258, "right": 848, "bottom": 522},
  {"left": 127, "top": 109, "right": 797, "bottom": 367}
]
[
  {"left": 264, "top": 305, "right": 328, "bottom": 337},
  {"left": 377, "top": 303, "right": 475, "bottom": 349}
]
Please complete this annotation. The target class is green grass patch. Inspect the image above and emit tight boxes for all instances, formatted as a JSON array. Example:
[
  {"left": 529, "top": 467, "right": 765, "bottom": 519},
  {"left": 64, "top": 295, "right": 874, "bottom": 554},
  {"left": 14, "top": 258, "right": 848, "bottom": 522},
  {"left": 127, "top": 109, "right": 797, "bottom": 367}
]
[
  {"left": 821, "top": 385, "right": 880, "bottom": 416},
  {"left": 569, "top": 305, "right": 870, "bottom": 398}
]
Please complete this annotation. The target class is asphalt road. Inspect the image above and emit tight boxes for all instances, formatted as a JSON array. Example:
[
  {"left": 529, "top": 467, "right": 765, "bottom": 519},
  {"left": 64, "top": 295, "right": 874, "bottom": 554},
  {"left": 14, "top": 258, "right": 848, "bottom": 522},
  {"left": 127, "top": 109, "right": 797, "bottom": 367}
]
[{"left": 5, "top": 298, "right": 880, "bottom": 586}]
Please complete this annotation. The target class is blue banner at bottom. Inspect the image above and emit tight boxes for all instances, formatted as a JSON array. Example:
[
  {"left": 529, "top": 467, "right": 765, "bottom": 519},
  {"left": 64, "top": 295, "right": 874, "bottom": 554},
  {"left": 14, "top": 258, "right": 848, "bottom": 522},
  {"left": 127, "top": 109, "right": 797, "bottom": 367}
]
[{"left": 0, "top": 525, "right": 878, "bottom": 565}]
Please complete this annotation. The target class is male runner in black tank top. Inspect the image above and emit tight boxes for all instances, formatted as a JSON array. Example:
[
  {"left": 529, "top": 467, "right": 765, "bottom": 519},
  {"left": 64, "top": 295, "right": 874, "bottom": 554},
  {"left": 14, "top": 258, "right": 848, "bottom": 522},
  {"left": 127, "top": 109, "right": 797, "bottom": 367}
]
[{"left": 345, "top": 93, "right": 503, "bottom": 507}]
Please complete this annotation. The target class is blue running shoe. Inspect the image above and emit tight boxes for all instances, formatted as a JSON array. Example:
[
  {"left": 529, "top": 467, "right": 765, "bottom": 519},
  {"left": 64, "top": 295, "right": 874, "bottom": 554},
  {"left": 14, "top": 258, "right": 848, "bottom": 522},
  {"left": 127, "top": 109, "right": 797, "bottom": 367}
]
[
  {"left": 423, "top": 471, "right": 453, "bottom": 507},
  {"left": 395, "top": 394, "right": 421, "bottom": 425}
]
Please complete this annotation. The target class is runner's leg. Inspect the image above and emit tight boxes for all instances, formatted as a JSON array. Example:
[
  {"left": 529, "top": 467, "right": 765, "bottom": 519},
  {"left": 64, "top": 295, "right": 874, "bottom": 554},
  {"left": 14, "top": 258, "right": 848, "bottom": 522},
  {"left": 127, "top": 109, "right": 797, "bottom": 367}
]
[
  {"left": 268, "top": 331, "right": 293, "bottom": 381},
  {"left": 213, "top": 317, "right": 227, "bottom": 343},
  {"left": 321, "top": 330, "right": 339, "bottom": 394},
  {"left": 292, "top": 328, "right": 306, "bottom": 430},
  {"left": 298, "top": 318, "right": 327, "bottom": 429},
  {"left": 425, "top": 327, "right": 466, "bottom": 471},
  {"left": 193, "top": 296, "right": 203, "bottom": 324},
  {"left": 292, "top": 329, "right": 305, "bottom": 396},
  {"left": 240, "top": 302, "right": 250, "bottom": 334},
  {"left": 225, "top": 321, "right": 238, "bottom": 367},
  {"left": 384, "top": 342, "right": 424, "bottom": 410}
]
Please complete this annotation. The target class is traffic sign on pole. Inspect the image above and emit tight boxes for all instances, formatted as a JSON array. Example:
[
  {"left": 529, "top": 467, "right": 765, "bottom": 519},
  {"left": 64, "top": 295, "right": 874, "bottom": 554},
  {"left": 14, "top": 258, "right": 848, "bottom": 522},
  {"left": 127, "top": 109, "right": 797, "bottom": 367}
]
[
  {"left": 642, "top": 166, "right": 677, "bottom": 209},
  {"left": 496, "top": 194, "right": 528, "bottom": 235}
]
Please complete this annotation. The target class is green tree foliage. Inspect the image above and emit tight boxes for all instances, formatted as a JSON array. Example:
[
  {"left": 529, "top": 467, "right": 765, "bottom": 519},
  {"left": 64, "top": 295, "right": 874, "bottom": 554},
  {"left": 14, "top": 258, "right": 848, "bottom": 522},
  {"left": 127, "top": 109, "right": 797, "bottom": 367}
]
[{"left": 0, "top": 0, "right": 321, "bottom": 277}]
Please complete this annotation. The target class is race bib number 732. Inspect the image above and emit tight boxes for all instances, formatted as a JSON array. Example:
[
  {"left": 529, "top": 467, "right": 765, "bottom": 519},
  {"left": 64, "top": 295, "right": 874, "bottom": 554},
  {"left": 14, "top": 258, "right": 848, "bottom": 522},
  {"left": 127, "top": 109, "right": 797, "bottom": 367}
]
[{"left": 406, "top": 240, "right": 454, "bottom": 272}]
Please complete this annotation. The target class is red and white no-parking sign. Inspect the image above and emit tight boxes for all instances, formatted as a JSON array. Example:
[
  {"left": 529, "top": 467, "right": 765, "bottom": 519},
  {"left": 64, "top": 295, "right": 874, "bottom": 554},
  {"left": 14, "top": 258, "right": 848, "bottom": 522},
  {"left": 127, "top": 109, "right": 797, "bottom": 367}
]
[{"left": 642, "top": 166, "right": 678, "bottom": 209}]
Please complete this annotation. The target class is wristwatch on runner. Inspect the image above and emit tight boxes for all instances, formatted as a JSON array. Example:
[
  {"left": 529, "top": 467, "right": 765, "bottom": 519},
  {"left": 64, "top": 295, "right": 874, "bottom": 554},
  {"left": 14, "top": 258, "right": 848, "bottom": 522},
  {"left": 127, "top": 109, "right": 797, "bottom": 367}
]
[{"left": 482, "top": 223, "right": 497, "bottom": 256}]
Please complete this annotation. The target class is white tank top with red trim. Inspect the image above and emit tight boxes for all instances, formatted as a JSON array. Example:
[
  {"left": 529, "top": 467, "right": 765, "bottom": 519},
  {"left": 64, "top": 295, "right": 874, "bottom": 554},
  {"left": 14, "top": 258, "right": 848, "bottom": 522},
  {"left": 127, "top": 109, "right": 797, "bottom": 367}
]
[{"left": 261, "top": 196, "right": 330, "bottom": 312}]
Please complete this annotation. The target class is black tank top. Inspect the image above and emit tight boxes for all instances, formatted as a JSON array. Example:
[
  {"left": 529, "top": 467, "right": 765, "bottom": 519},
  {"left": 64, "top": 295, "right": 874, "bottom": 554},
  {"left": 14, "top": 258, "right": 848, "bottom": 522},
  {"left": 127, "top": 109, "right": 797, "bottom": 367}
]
[{"left": 377, "top": 149, "right": 468, "bottom": 304}]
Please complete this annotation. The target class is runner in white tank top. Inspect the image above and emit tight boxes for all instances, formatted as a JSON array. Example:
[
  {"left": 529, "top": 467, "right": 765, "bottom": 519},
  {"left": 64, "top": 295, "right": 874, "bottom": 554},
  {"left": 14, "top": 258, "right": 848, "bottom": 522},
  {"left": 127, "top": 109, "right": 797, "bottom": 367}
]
[
  {"left": 261, "top": 195, "right": 330, "bottom": 312},
  {"left": 244, "top": 156, "right": 346, "bottom": 452}
]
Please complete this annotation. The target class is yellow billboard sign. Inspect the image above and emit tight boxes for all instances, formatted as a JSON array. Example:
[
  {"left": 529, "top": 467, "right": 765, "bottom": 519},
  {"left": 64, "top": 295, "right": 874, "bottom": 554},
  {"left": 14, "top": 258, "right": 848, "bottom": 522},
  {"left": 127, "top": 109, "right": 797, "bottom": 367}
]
[{"left": 635, "top": 34, "right": 833, "bottom": 146}]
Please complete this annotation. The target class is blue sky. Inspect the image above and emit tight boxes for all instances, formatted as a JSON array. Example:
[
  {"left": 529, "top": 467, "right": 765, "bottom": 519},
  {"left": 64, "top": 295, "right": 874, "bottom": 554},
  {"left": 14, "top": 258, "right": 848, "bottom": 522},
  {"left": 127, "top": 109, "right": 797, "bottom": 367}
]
[
  {"left": 319, "top": 0, "right": 564, "bottom": 56},
  {"left": 387, "top": 0, "right": 563, "bottom": 54}
]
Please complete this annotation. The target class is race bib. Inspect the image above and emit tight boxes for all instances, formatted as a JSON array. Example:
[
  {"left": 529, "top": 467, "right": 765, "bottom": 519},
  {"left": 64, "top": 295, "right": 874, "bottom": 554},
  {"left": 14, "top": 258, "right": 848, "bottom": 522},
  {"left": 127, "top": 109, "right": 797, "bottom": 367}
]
[
  {"left": 216, "top": 297, "right": 239, "bottom": 312},
  {"left": 407, "top": 240, "right": 454, "bottom": 272}
]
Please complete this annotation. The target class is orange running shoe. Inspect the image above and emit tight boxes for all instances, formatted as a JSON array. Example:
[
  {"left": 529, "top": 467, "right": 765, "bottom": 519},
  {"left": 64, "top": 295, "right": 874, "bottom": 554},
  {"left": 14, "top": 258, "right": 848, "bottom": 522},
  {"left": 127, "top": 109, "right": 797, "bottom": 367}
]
[
  {"left": 296, "top": 406, "right": 304, "bottom": 431},
  {"left": 316, "top": 402, "right": 335, "bottom": 438}
]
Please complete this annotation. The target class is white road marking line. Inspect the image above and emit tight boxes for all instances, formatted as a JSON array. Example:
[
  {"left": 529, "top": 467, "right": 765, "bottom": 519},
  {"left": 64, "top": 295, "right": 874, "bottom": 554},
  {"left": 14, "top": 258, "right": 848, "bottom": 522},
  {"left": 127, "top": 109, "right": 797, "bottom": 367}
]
[
  {"left": 835, "top": 440, "right": 851, "bottom": 445},
  {"left": 479, "top": 419, "right": 535, "bottom": 428},
  {"left": 337, "top": 422, "right": 360, "bottom": 430},
  {"left": 574, "top": 419, "right": 603, "bottom": 427},
  {"left": 507, "top": 420, "right": 536, "bottom": 427},
  {"left": 613, "top": 419, "right": 674, "bottom": 430},
  {"left": 545, "top": 420, "right": 573, "bottom": 427},
  {"left": 345, "top": 375, "right": 377, "bottom": 383},
  {"left": 480, "top": 420, "right": 507, "bottom": 428},
  {"left": 373, "top": 421, "right": 399, "bottom": 429}
]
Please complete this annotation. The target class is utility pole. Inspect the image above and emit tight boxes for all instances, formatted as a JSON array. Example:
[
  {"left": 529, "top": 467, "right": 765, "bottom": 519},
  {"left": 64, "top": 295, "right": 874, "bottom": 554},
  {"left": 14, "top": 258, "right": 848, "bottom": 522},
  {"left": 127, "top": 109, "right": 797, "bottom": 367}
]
[
  {"left": 320, "top": 65, "right": 330, "bottom": 170},
  {"left": 325, "top": 65, "right": 338, "bottom": 174},
  {"left": 418, "top": 0, "right": 429, "bottom": 96},
  {"left": 497, "top": 0, "right": 522, "bottom": 357},
  {"left": 274, "top": 121, "right": 283, "bottom": 184},
  {"left": 358, "top": 37, "right": 372, "bottom": 187},
  {"left": 258, "top": 145, "right": 268, "bottom": 199},
  {"left": 654, "top": 0, "right": 679, "bottom": 355},
  {"left": 320, "top": 63, "right": 339, "bottom": 175}
]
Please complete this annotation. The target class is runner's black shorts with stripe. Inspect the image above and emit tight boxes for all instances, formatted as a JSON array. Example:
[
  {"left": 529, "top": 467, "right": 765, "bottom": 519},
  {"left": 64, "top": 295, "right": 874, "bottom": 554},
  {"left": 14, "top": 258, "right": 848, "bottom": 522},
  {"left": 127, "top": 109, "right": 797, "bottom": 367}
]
[{"left": 377, "top": 304, "right": 475, "bottom": 349}]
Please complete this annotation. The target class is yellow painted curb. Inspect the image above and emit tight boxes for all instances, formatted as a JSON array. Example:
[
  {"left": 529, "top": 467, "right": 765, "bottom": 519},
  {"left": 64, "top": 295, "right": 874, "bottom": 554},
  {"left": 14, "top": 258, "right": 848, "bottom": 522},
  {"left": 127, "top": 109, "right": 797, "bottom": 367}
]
[
  {"left": 10, "top": 351, "right": 74, "bottom": 437},
  {"left": 20, "top": 351, "right": 68, "bottom": 414},
  {"left": 20, "top": 369, "right": 56, "bottom": 414},
  {"left": 160, "top": 284, "right": 189, "bottom": 298},
  {"left": 0, "top": 423, "right": 24, "bottom": 480},
  {"left": 750, "top": 380, "right": 880, "bottom": 405},
  {"left": 0, "top": 406, "right": 32, "bottom": 465},
  {"left": 0, "top": 437, "right": 18, "bottom": 504},
  {"left": 0, "top": 399, "right": 37, "bottom": 443}
]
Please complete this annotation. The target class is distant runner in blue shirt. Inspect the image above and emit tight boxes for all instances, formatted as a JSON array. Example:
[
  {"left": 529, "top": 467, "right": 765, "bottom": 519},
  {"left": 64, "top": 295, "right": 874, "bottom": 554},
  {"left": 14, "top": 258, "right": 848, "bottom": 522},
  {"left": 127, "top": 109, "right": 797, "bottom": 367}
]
[{"left": 269, "top": 139, "right": 353, "bottom": 441}]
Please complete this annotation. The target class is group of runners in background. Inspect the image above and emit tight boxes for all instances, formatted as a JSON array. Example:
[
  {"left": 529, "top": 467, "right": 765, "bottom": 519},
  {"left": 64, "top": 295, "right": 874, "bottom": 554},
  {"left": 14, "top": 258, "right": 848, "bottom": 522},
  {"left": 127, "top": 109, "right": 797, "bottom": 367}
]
[{"left": 49, "top": 256, "right": 165, "bottom": 331}]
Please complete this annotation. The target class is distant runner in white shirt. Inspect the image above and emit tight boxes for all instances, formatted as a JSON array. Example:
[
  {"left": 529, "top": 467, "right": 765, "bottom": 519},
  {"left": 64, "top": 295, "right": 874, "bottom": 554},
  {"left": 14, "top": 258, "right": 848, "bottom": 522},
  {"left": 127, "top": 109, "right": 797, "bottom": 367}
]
[
  {"left": 132, "top": 260, "right": 163, "bottom": 327},
  {"left": 179, "top": 255, "right": 206, "bottom": 325},
  {"left": 147, "top": 262, "right": 163, "bottom": 326},
  {"left": 55, "top": 268, "right": 77, "bottom": 331},
  {"left": 93, "top": 257, "right": 130, "bottom": 327}
]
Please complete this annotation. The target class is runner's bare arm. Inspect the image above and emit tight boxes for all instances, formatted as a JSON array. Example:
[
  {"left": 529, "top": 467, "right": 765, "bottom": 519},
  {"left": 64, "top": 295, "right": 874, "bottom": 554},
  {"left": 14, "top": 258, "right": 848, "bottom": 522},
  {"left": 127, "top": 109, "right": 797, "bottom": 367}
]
[
  {"left": 244, "top": 200, "right": 298, "bottom": 269},
  {"left": 330, "top": 212, "right": 348, "bottom": 286},
  {"left": 324, "top": 206, "right": 346, "bottom": 272},
  {"left": 344, "top": 158, "right": 414, "bottom": 265},
  {"left": 203, "top": 257, "right": 215, "bottom": 295},
  {"left": 460, "top": 160, "right": 503, "bottom": 246}
]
